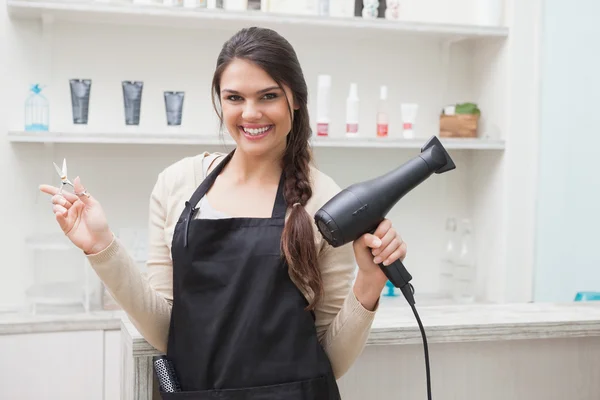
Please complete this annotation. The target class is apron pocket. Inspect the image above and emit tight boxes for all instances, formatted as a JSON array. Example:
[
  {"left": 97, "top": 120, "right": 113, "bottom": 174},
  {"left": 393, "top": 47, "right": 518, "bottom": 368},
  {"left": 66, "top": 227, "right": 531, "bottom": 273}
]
[{"left": 159, "top": 375, "right": 330, "bottom": 400}]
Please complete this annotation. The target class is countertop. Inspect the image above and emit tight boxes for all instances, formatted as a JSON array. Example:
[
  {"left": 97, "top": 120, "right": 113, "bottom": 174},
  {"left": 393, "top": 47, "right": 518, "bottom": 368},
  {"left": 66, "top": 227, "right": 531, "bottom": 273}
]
[
  {"left": 4, "top": 297, "right": 600, "bottom": 349},
  {"left": 0, "top": 309, "right": 126, "bottom": 335},
  {"left": 367, "top": 296, "right": 600, "bottom": 344}
]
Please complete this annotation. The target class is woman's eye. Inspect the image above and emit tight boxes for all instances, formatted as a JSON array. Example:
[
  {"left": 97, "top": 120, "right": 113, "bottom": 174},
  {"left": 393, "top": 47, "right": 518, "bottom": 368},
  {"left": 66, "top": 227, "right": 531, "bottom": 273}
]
[
  {"left": 263, "top": 93, "right": 278, "bottom": 100},
  {"left": 226, "top": 95, "right": 242, "bottom": 101}
]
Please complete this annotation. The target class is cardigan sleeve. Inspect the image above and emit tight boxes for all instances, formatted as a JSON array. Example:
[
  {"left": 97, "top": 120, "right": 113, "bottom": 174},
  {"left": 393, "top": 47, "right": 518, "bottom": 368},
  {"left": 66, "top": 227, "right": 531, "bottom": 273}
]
[{"left": 86, "top": 168, "right": 175, "bottom": 353}]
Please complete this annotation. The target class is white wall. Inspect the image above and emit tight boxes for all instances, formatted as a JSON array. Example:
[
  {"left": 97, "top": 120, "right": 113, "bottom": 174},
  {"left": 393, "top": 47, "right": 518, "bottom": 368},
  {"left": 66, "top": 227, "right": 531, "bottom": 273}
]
[{"left": 533, "top": 0, "right": 600, "bottom": 301}]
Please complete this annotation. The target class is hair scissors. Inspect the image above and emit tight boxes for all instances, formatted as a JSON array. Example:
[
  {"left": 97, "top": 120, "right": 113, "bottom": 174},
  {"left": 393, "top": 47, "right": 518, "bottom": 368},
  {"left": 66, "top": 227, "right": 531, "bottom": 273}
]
[
  {"left": 53, "top": 158, "right": 91, "bottom": 198},
  {"left": 53, "top": 158, "right": 74, "bottom": 195}
]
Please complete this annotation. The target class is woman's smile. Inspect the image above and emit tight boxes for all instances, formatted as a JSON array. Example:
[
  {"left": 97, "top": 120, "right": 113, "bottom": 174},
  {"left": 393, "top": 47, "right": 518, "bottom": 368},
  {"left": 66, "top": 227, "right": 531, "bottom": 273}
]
[{"left": 239, "top": 124, "right": 274, "bottom": 140}]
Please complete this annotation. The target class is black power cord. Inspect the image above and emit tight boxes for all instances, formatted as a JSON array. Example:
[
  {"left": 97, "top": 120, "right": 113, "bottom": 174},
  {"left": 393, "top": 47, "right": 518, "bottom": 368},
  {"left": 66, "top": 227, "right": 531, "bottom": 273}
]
[
  {"left": 377, "top": 257, "right": 431, "bottom": 399},
  {"left": 399, "top": 284, "right": 432, "bottom": 400},
  {"left": 384, "top": 282, "right": 431, "bottom": 400}
]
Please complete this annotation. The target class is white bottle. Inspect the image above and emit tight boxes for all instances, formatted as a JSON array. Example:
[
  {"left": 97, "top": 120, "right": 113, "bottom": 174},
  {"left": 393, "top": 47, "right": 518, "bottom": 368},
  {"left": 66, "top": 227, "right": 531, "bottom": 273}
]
[
  {"left": 376, "top": 85, "right": 389, "bottom": 137},
  {"left": 452, "top": 219, "right": 477, "bottom": 303},
  {"left": 439, "top": 217, "right": 457, "bottom": 298},
  {"left": 317, "top": 0, "right": 329, "bottom": 15},
  {"left": 224, "top": 0, "right": 247, "bottom": 10},
  {"left": 346, "top": 83, "right": 359, "bottom": 137},
  {"left": 361, "top": 0, "right": 379, "bottom": 18},
  {"left": 316, "top": 75, "right": 331, "bottom": 137},
  {"left": 475, "top": 0, "right": 504, "bottom": 26},
  {"left": 401, "top": 103, "right": 418, "bottom": 139},
  {"left": 183, "top": 0, "right": 206, "bottom": 7}
]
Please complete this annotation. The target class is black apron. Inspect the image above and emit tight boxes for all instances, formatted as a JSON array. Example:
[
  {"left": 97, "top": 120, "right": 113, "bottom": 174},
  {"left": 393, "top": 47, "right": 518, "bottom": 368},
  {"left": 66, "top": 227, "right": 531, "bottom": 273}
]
[{"left": 162, "top": 150, "right": 341, "bottom": 399}]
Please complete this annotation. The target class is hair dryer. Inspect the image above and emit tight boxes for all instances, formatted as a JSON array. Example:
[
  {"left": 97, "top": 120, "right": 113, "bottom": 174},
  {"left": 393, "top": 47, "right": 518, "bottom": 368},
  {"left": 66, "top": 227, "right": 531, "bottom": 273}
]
[
  {"left": 315, "top": 136, "right": 455, "bottom": 400},
  {"left": 314, "top": 135, "right": 456, "bottom": 305}
]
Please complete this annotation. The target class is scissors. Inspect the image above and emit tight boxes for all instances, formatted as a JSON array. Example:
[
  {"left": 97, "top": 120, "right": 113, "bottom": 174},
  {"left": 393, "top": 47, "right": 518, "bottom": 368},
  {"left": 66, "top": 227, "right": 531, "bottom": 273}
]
[
  {"left": 53, "top": 158, "right": 91, "bottom": 198},
  {"left": 53, "top": 158, "right": 74, "bottom": 195}
]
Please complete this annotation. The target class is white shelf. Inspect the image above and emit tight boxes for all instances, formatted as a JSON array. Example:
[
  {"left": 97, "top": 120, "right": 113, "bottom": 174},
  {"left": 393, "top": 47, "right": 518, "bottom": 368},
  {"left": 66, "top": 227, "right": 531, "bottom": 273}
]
[
  {"left": 311, "top": 136, "right": 504, "bottom": 150},
  {"left": 7, "top": 130, "right": 505, "bottom": 150},
  {"left": 7, "top": 0, "right": 509, "bottom": 41}
]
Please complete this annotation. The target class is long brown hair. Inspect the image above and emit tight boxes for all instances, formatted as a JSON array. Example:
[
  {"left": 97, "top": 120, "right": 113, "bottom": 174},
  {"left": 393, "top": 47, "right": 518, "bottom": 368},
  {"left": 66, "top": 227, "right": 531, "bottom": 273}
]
[{"left": 211, "top": 27, "right": 323, "bottom": 310}]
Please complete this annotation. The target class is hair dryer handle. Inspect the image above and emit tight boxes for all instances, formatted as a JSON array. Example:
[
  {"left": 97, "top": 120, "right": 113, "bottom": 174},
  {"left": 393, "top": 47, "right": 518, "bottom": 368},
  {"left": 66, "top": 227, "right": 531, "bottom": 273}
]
[{"left": 379, "top": 259, "right": 416, "bottom": 305}]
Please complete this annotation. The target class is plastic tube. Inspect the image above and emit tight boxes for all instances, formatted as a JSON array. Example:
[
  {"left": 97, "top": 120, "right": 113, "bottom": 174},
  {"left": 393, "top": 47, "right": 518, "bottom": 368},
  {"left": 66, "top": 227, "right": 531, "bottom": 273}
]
[
  {"left": 122, "top": 81, "right": 144, "bottom": 126},
  {"left": 69, "top": 79, "right": 92, "bottom": 124},
  {"left": 316, "top": 75, "right": 331, "bottom": 137},
  {"left": 164, "top": 91, "right": 185, "bottom": 126},
  {"left": 401, "top": 103, "right": 419, "bottom": 139},
  {"left": 346, "top": 83, "right": 359, "bottom": 137}
]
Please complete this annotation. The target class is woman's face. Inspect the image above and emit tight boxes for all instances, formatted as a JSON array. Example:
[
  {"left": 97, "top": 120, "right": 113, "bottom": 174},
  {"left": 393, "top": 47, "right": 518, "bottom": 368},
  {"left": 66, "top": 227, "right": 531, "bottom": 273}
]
[{"left": 219, "top": 58, "right": 296, "bottom": 158}]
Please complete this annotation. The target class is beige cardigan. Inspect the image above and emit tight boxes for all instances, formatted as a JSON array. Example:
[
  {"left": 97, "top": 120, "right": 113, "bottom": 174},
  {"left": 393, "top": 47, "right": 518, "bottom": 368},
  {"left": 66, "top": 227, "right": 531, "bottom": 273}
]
[{"left": 86, "top": 152, "right": 378, "bottom": 379}]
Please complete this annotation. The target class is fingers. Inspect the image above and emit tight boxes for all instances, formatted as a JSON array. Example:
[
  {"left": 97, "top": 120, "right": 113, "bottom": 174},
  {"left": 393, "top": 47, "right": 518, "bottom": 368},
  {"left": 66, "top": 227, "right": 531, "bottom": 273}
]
[
  {"left": 40, "top": 184, "right": 79, "bottom": 204},
  {"left": 52, "top": 194, "right": 73, "bottom": 210},
  {"left": 53, "top": 204, "right": 68, "bottom": 217},
  {"left": 39, "top": 184, "right": 59, "bottom": 196},
  {"left": 369, "top": 218, "right": 407, "bottom": 266},
  {"left": 73, "top": 176, "right": 93, "bottom": 204},
  {"left": 373, "top": 234, "right": 400, "bottom": 264},
  {"left": 372, "top": 218, "right": 392, "bottom": 241},
  {"left": 371, "top": 226, "right": 397, "bottom": 257},
  {"left": 54, "top": 206, "right": 70, "bottom": 232},
  {"left": 378, "top": 239, "right": 408, "bottom": 266},
  {"left": 360, "top": 233, "right": 382, "bottom": 250}
]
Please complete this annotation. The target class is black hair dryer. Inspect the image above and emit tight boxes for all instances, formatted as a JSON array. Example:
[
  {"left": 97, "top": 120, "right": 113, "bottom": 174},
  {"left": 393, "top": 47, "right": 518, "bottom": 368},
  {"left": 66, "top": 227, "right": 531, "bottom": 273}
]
[{"left": 314, "top": 135, "right": 456, "bottom": 305}]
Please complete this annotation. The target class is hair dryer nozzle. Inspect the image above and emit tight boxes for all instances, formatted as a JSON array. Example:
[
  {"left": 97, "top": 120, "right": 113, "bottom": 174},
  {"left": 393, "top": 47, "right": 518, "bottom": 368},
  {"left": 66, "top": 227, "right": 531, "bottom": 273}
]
[{"left": 421, "top": 136, "right": 456, "bottom": 174}]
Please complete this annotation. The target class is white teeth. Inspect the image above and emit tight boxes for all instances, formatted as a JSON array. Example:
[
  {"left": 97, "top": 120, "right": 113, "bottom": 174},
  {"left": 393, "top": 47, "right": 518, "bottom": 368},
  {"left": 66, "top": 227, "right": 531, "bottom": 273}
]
[{"left": 243, "top": 126, "right": 270, "bottom": 135}]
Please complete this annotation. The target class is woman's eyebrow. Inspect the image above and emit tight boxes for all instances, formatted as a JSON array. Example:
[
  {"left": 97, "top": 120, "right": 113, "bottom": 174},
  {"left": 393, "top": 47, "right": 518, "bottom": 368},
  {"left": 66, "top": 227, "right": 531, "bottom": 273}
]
[{"left": 222, "top": 86, "right": 281, "bottom": 95}]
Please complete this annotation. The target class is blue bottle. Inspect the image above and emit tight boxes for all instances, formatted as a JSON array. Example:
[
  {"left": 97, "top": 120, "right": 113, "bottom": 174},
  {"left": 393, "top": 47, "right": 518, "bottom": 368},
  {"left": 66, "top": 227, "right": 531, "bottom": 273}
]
[
  {"left": 25, "top": 84, "right": 49, "bottom": 132},
  {"left": 383, "top": 280, "right": 398, "bottom": 297}
]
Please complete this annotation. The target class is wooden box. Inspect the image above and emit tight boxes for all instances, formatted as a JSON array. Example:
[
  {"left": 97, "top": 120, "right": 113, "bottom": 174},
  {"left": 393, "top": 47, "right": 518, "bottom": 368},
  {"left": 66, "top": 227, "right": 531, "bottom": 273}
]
[{"left": 439, "top": 113, "right": 479, "bottom": 138}]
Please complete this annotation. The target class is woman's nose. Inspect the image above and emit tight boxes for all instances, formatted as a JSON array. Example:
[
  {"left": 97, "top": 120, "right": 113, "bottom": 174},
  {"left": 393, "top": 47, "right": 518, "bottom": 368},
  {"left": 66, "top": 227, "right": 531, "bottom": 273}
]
[{"left": 242, "top": 102, "right": 262, "bottom": 120}]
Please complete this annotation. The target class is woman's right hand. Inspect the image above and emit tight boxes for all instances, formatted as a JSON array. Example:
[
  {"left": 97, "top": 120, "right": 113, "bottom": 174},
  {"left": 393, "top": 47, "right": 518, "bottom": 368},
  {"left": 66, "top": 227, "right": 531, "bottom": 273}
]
[{"left": 39, "top": 176, "right": 114, "bottom": 255}]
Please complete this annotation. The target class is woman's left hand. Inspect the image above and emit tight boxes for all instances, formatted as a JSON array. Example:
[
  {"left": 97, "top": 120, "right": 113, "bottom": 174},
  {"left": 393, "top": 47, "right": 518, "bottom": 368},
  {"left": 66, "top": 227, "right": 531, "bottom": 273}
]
[{"left": 352, "top": 219, "right": 407, "bottom": 289}]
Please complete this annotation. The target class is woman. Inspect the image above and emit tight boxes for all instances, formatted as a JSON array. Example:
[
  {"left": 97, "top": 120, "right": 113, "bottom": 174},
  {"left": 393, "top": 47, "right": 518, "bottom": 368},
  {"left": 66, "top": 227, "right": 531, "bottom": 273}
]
[{"left": 40, "top": 27, "right": 407, "bottom": 398}]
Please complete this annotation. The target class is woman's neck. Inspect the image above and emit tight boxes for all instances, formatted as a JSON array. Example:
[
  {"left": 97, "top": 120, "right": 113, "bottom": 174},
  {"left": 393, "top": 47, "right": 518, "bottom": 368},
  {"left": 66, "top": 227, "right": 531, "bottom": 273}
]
[{"left": 225, "top": 148, "right": 283, "bottom": 187}]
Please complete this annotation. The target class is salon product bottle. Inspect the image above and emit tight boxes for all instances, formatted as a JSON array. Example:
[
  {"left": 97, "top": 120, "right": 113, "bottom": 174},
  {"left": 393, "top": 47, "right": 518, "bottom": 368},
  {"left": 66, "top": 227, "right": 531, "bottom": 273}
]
[
  {"left": 475, "top": 0, "right": 503, "bottom": 26},
  {"left": 354, "top": 0, "right": 384, "bottom": 17},
  {"left": 376, "top": 85, "right": 388, "bottom": 137},
  {"left": 164, "top": 91, "right": 185, "bottom": 126},
  {"left": 247, "top": 0, "right": 261, "bottom": 9},
  {"left": 207, "top": 0, "right": 223, "bottom": 7},
  {"left": 224, "top": 0, "right": 247, "bottom": 10},
  {"left": 452, "top": 219, "right": 477, "bottom": 304},
  {"left": 122, "top": 81, "right": 144, "bottom": 126},
  {"left": 439, "top": 217, "right": 457, "bottom": 298},
  {"left": 385, "top": 0, "right": 400, "bottom": 19},
  {"left": 69, "top": 79, "right": 92, "bottom": 125},
  {"left": 361, "top": 0, "right": 379, "bottom": 18},
  {"left": 316, "top": 74, "right": 331, "bottom": 137},
  {"left": 401, "top": 103, "right": 418, "bottom": 139},
  {"left": 383, "top": 280, "right": 398, "bottom": 297},
  {"left": 25, "top": 84, "right": 49, "bottom": 132},
  {"left": 183, "top": 0, "right": 206, "bottom": 7},
  {"left": 345, "top": 83, "right": 359, "bottom": 137}
]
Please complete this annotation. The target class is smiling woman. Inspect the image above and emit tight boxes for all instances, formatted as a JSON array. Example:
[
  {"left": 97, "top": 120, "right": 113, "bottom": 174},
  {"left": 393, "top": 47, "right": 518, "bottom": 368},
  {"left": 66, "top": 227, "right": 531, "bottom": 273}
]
[{"left": 39, "top": 26, "right": 408, "bottom": 399}]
